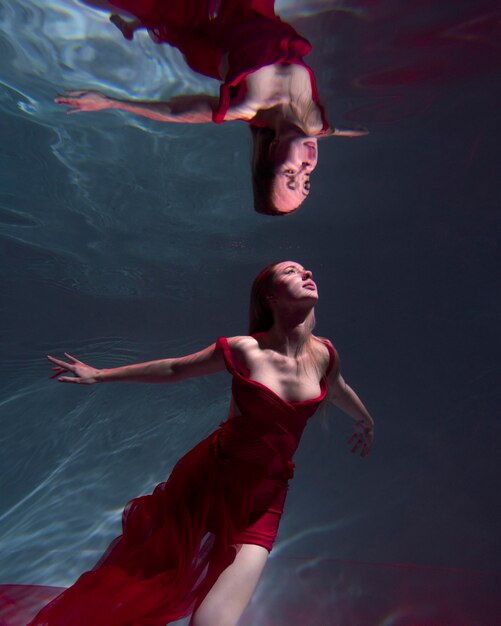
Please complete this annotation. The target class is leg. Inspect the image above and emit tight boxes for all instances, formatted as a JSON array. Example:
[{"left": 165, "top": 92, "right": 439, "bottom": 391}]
[{"left": 190, "top": 544, "right": 268, "bottom": 626}]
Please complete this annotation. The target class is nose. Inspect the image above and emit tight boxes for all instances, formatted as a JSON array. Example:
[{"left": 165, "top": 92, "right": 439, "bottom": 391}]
[
  {"left": 301, "top": 162, "right": 313, "bottom": 172},
  {"left": 302, "top": 269, "right": 312, "bottom": 279}
]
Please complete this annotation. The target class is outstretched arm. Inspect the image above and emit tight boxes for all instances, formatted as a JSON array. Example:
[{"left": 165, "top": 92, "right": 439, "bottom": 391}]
[
  {"left": 327, "top": 356, "right": 374, "bottom": 457},
  {"left": 331, "top": 127, "right": 369, "bottom": 138},
  {"left": 55, "top": 91, "right": 220, "bottom": 124},
  {"left": 319, "top": 126, "right": 369, "bottom": 138},
  {"left": 48, "top": 343, "right": 225, "bottom": 385}
]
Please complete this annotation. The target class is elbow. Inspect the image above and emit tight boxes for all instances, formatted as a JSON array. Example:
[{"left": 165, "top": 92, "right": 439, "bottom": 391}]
[{"left": 168, "top": 361, "right": 184, "bottom": 383}]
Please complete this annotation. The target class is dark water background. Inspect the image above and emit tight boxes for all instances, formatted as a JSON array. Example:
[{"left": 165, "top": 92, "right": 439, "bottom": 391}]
[{"left": 1, "top": 0, "right": 500, "bottom": 624}]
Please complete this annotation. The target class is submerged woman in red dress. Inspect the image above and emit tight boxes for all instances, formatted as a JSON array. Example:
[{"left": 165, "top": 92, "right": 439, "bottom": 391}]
[
  {"left": 56, "top": 0, "right": 367, "bottom": 215},
  {"left": 10, "top": 260, "right": 374, "bottom": 626}
]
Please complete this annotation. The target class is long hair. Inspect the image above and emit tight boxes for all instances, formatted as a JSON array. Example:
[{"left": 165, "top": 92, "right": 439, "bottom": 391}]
[
  {"left": 249, "top": 126, "right": 301, "bottom": 216},
  {"left": 249, "top": 262, "right": 278, "bottom": 335},
  {"left": 248, "top": 262, "right": 320, "bottom": 373}
]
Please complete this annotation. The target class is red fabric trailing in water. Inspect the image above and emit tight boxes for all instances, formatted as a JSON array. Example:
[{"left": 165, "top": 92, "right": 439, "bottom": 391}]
[
  {"left": 21, "top": 434, "right": 263, "bottom": 625},
  {"left": 108, "top": 0, "right": 329, "bottom": 130},
  {"left": 0, "top": 338, "right": 333, "bottom": 625}
]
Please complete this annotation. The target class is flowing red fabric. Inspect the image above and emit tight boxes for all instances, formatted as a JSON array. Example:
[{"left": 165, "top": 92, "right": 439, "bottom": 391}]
[
  {"left": 0, "top": 338, "right": 334, "bottom": 626},
  {"left": 108, "top": 0, "right": 329, "bottom": 129}
]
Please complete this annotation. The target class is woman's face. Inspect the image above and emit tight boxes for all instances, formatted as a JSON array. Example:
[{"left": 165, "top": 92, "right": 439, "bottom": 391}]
[
  {"left": 270, "top": 261, "right": 318, "bottom": 305},
  {"left": 271, "top": 137, "right": 318, "bottom": 213}
]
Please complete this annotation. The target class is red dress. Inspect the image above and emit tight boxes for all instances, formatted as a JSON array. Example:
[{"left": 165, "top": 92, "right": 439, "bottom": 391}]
[
  {"left": 109, "top": 0, "right": 330, "bottom": 130},
  {"left": 0, "top": 337, "right": 334, "bottom": 626}
]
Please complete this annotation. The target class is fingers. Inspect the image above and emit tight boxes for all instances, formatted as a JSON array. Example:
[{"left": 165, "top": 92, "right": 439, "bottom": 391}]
[
  {"left": 64, "top": 353, "right": 83, "bottom": 364},
  {"left": 54, "top": 96, "right": 83, "bottom": 112},
  {"left": 47, "top": 354, "right": 81, "bottom": 382},
  {"left": 47, "top": 355, "right": 73, "bottom": 369},
  {"left": 54, "top": 101, "right": 80, "bottom": 114},
  {"left": 54, "top": 91, "right": 105, "bottom": 114},
  {"left": 57, "top": 376, "right": 82, "bottom": 384},
  {"left": 347, "top": 433, "right": 362, "bottom": 454},
  {"left": 347, "top": 432, "right": 372, "bottom": 457},
  {"left": 54, "top": 96, "right": 79, "bottom": 106},
  {"left": 351, "top": 439, "right": 363, "bottom": 454},
  {"left": 360, "top": 445, "right": 370, "bottom": 458},
  {"left": 47, "top": 353, "right": 82, "bottom": 366},
  {"left": 54, "top": 101, "right": 80, "bottom": 113},
  {"left": 359, "top": 439, "right": 371, "bottom": 457},
  {"left": 49, "top": 366, "right": 67, "bottom": 379}
]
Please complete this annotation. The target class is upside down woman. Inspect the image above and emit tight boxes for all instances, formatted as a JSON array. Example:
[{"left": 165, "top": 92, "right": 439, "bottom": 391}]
[
  {"left": 11, "top": 260, "right": 374, "bottom": 626},
  {"left": 57, "top": 0, "right": 367, "bottom": 215}
]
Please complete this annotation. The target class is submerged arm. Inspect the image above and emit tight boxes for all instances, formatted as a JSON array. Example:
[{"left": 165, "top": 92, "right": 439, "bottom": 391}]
[
  {"left": 55, "top": 90, "right": 220, "bottom": 124},
  {"left": 327, "top": 354, "right": 375, "bottom": 456},
  {"left": 48, "top": 343, "right": 225, "bottom": 385}
]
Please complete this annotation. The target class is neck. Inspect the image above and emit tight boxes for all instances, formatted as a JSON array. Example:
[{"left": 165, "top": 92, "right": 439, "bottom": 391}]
[{"left": 266, "top": 308, "right": 313, "bottom": 356}]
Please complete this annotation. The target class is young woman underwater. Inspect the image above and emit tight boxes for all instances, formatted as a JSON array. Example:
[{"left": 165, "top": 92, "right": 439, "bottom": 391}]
[
  {"left": 56, "top": 0, "right": 367, "bottom": 215},
  {"left": 0, "top": 261, "right": 374, "bottom": 626}
]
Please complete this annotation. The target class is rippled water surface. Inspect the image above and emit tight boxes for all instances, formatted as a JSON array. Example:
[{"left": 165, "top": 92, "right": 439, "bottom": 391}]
[{"left": 1, "top": 0, "right": 500, "bottom": 624}]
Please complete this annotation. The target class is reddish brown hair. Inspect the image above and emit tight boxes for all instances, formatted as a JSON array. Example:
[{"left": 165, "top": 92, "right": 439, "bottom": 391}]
[
  {"left": 248, "top": 262, "right": 278, "bottom": 334},
  {"left": 250, "top": 126, "right": 300, "bottom": 216}
]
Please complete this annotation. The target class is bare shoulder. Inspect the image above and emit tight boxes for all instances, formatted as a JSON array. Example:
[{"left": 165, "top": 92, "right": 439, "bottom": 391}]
[
  {"left": 226, "top": 335, "right": 261, "bottom": 354},
  {"left": 312, "top": 336, "right": 340, "bottom": 377},
  {"left": 225, "top": 335, "right": 261, "bottom": 372},
  {"left": 226, "top": 335, "right": 258, "bottom": 350}
]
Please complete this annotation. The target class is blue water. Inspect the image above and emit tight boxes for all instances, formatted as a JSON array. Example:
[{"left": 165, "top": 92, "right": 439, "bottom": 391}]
[{"left": 1, "top": 0, "right": 500, "bottom": 624}]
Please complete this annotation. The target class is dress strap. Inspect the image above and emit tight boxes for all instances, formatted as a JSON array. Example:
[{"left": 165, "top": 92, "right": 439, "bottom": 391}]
[{"left": 216, "top": 337, "right": 237, "bottom": 375}]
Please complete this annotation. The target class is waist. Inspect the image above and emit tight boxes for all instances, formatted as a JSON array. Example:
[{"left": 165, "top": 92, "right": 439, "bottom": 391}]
[{"left": 213, "top": 421, "right": 296, "bottom": 480}]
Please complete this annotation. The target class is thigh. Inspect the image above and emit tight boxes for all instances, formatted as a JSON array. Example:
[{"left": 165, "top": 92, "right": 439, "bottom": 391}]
[
  {"left": 190, "top": 543, "right": 268, "bottom": 626},
  {"left": 234, "top": 475, "right": 288, "bottom": 550}
]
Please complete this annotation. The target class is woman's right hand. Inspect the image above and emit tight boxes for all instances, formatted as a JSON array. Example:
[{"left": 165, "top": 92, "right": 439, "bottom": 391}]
[
  {"left": 48, "top": 353, "right": 101, "bottom": 384},
  {"left": 54, "top": 90, "right": 112, "bottom": 114}
]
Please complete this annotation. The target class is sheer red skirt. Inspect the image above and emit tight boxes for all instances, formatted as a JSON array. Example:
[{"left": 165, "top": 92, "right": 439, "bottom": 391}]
[{"left": 0, "top": 429, "right": 287, "bottom": 626}]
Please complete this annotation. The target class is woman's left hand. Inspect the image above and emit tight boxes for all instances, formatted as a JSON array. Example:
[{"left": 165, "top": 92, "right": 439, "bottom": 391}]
[{"left": 348, "top": 419, "right": 374, "bottom": 457}]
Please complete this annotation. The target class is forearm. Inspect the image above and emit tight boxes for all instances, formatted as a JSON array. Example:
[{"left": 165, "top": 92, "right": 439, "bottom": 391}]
[
  {"left": 107, "top": 96, "right": 216, "bottom": 123},
  {"left": 50, "top": 342, "right": 224, "bottom": 385},
  {"left": 97, "top": 359, "right": 179, "bottom": 383},
  {"left": 330, "top": 382, "right": 374, "bottom": 426}
]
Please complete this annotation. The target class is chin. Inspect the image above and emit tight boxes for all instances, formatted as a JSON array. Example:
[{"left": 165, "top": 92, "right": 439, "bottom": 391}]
[{"left": 303, "top": 292, "right": 319, "bottom": 302}]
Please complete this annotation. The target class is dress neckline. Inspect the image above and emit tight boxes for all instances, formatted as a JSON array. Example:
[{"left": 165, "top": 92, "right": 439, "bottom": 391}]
[
  {"left": 235, "top": 370, "right": 327, "bottom": 406},
  {"left": 216, "top": 336, "right": 330, "bottom": 407}
]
